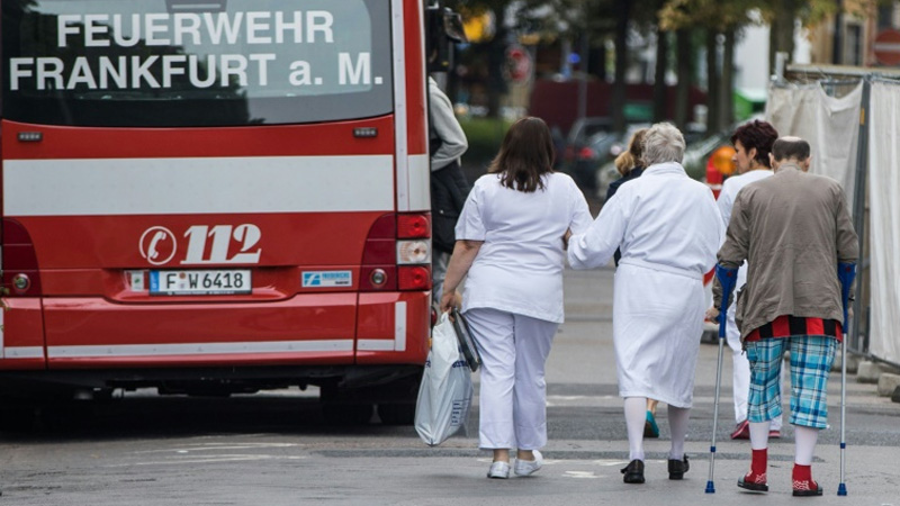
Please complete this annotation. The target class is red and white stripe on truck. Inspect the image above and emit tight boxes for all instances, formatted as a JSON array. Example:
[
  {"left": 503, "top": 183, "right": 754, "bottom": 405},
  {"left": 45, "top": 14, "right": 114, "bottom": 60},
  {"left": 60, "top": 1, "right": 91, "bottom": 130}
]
[{"left": 0, "top": 0, "right": 433, "bottom": 420}]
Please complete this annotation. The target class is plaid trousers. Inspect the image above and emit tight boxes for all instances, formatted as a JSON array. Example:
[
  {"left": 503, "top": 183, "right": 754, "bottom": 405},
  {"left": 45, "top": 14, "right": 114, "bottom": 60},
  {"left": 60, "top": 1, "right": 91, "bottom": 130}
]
[{"left": 745, "top": 335, "right": 837, "bottom": 429}]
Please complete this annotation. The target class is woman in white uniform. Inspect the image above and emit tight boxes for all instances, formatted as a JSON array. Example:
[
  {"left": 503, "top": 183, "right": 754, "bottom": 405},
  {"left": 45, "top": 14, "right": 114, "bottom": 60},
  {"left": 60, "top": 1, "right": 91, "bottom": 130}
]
[
  {"left": 440, "top": 117, "right": 592, "bottom": 479},
  {"left": 707, "top": 119, "right": 783, "bottom": 440},
  {"left": 567, "top": 123, "right": 723, "bottom": 484}
]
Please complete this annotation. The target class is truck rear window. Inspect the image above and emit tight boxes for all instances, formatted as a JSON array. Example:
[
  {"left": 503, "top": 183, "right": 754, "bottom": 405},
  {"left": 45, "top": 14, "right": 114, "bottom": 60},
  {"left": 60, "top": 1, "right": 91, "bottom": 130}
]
[{"left": 2, "top": 0, "right": 393, "bottom": 127}]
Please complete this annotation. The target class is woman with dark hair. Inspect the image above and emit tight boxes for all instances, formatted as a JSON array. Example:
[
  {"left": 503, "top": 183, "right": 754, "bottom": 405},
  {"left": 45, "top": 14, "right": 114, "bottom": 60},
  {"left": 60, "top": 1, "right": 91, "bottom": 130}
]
[
  {"left": 730, "top": 119, "right": 779, "bottom": 171},
  {"left": 707, "top": 119, "right": 784, "bottom": 441},
  {"left": 440, "top": 116, "right": 592, "bottom": 479}
]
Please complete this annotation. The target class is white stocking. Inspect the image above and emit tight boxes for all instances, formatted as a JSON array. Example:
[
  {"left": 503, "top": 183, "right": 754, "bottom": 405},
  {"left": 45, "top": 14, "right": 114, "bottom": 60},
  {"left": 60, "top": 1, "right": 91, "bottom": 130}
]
[
  {"left": 749, "top": 421, "right": 770, "bottom": 450},
  {"left": 794, "top": 425, "right": 819, "bottom": 466},
  {"left": 624, "top": 397, "right": 646, "bottom": 461},
  {"left": 667, "top": 405, "right": 690, "bottom": 460}
]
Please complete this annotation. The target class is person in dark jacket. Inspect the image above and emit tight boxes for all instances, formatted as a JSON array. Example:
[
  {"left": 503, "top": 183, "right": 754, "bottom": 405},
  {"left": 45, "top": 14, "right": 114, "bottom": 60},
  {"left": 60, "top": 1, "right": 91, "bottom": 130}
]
[
  {"left": 429, "top": 76, "right": 470, "bottom": 305},
  {"left": 605, "top": 128, "right": 648, "bottom": 211}
]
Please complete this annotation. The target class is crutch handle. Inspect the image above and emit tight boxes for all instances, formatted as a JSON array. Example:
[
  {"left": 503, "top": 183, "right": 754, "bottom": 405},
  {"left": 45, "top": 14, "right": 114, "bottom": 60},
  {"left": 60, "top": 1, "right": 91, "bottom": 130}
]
[
  {"left": 715, "top": 264, "right": 738, "bottom": 339},
  {"left": 837, "top": 262, "right": 856, "bottom": 327}
]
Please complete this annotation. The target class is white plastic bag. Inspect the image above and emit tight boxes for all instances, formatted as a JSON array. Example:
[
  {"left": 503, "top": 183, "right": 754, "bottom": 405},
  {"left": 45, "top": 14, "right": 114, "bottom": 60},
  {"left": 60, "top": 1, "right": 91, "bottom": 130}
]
[{"left": 414, "top": 311, "right": 474, "bottom": 446}]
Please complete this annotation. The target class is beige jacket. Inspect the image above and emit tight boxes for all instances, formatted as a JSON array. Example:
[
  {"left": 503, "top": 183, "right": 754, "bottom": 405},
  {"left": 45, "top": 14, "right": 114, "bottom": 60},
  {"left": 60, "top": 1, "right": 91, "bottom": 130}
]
[{"left": 713, "top": 164, "right": 858, "bottom": 340}]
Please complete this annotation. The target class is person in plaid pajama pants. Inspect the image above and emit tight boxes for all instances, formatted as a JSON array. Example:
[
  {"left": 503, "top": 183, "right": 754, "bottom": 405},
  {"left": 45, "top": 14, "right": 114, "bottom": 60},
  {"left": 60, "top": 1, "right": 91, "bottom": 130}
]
[{"left": 712, "top": 137, "right": 858, "bottom": 497}]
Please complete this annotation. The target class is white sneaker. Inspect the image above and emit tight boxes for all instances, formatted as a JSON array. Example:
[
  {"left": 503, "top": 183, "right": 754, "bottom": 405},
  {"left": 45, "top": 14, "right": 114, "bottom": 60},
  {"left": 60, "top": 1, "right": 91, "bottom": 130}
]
[
  {"left": 514, "top": 450, "right": 543, "bottom": 477},
  {"left": 487, "top": 461, "right": 510, "bottom": 479}
]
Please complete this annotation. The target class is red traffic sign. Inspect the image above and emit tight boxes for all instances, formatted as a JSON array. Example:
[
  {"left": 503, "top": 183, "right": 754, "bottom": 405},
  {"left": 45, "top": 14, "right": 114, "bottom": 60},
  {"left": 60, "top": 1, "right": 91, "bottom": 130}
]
[
  {"left": 874, "top": 29, "right": 900, "bottom": 66},
  {"left": 503, "top": 45, "right": 532, "bottom": 84}
]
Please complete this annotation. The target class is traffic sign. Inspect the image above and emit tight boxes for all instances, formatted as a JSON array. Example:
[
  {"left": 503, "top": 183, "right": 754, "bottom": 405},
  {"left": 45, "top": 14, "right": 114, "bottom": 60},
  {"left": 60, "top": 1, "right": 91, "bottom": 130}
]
[
  {"left": 503, "top": 45, "right": 532, "bottom": 84},
  {"left": 874, "top": 29, "right": 900, "bottom": 66}
]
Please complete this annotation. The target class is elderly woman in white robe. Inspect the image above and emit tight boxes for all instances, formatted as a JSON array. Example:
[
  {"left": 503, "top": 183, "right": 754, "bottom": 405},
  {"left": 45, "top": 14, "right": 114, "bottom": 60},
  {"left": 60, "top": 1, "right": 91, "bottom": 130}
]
[{"left": 566, "top": 122, "right": 724, "bottom": 484}]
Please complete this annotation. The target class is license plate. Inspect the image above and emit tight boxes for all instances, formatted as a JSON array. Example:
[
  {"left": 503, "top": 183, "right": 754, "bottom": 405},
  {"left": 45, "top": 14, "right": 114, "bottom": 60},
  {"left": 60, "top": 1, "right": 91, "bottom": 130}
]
[{"left": 149, "top": 270, "right": 252, "bottom": 296}]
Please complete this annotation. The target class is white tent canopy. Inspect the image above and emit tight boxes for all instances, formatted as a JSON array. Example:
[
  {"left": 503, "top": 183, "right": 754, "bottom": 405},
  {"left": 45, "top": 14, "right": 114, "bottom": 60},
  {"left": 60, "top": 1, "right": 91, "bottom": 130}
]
[
  {"left": 765, "top": 82, "right": 861, "bottom": 209},
  {"left": 867, "top": 81, "right": 900, "bottom": 365},
  {"left": 765, "top": 78, "right": 900, "bottom": 365}
]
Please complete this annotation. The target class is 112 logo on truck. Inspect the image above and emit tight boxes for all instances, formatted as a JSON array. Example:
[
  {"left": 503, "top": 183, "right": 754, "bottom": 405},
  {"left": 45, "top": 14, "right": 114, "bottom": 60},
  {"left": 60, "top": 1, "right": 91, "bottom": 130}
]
[{"left": 139, "top": 224, "right": 263, "bottom": 266}]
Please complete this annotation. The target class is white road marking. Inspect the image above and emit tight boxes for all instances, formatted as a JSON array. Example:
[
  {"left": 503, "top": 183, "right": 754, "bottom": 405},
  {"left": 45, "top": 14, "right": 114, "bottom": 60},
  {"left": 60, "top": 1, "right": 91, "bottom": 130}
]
[
  {"left": 134, "top": 442, "right": 299, "bottom": 454},
  {"left": 563, "top": 471, "right": 598, "bottom": 479},
  {"left": 123, "top": 455, "right": 308, "bottom": 466}
]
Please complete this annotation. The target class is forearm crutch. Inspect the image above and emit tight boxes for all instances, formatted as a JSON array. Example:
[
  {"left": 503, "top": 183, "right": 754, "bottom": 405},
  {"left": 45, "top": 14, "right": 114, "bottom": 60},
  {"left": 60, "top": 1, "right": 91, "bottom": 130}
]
[
  {"left": 837, "top": 262, "right": 856, "bottom": 497},
  {"left": 706, "top": 264, "right": 738, "bottom": 494}
]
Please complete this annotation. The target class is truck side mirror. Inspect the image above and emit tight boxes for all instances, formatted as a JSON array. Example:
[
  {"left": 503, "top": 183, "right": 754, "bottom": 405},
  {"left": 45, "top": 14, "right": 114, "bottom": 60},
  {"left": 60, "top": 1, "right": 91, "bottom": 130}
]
[{"left": 426, "top": 6, "right": 466, "bottom": 73}]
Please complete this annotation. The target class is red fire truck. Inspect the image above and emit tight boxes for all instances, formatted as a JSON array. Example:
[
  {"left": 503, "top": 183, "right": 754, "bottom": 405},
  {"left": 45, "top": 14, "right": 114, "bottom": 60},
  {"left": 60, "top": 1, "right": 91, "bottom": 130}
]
[{"left": 1, "top": 0, "right": 460, "bottom": 425}]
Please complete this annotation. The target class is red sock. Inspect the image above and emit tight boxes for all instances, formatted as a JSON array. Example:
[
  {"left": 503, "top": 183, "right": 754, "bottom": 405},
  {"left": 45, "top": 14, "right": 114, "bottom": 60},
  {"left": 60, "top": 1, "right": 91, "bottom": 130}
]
[
  {"left": 751, "top": 448, "right": 768, "bottom": 475},
  {"left": 793, "top": 464, "right": 812, "bottom": 482}
]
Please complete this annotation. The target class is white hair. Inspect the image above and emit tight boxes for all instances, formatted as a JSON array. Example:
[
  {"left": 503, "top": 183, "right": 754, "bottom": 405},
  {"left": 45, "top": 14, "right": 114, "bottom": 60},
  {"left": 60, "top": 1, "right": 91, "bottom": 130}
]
[{"left": 641, "top": 122, "right": 685, "bottom": 165}]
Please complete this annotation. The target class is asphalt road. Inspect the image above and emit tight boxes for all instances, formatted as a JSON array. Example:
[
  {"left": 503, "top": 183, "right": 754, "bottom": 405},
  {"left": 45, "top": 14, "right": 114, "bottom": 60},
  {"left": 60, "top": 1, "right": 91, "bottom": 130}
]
[{"left": 1, "top": 266, "right": 898, "bottom": 505}]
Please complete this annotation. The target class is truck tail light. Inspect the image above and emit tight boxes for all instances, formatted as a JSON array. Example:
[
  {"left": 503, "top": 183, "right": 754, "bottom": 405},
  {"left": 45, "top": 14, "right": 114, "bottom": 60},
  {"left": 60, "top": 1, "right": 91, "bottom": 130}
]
[
  {"left": 397, "top": 214, "right": 430, "bottom": 238},
  {"left": 2, "top": 218, "right": 42, "bottom": 297},
  {"left": 397, "top": 240, "right": 430, "bottom": 264},
  {"left": 399, "top": 266, "right": 431, "bottom": 291},
  {"left": 360, "top": 213, "right": 432, "bottom": 292},
  {"left": 396, "top": 213, "right": 431, "bottom": 292}
]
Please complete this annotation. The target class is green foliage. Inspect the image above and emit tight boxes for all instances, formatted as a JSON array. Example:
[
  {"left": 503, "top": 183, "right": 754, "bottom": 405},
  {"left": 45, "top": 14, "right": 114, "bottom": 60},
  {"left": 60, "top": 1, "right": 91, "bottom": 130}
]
[
  {"left": 659, "top": 0, "right": 763, "bottom": 31},
  {"left": 446, "top": 0, "right": 617, "bottom": 41},
  {"left": 661, "top": 0, "right": 887, "bottom": 32},
  {"left": 458, "top": 116, "right": 511, "bottom": 169}
]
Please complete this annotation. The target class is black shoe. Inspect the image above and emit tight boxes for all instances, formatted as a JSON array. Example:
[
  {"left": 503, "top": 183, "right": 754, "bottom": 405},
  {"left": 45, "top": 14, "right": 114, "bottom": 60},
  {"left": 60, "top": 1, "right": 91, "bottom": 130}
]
[
  {"left": 668, "top": 455, "right": 690, "bottom": 480},
  {"left": 792, "top": 479, "right": 824, "bottom": 497},
  {"left": 738, "top": 475, "right": 769, "bottom": 493},
  {"left": 621, "top": 459, "right": 645, "bottom": 484}
]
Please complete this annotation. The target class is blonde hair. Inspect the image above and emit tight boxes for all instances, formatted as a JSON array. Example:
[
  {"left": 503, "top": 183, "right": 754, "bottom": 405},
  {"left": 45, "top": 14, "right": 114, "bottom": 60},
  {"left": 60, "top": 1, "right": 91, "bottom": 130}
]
[{"left": 614, "top": 128, "right": 649, "bottom": 176}]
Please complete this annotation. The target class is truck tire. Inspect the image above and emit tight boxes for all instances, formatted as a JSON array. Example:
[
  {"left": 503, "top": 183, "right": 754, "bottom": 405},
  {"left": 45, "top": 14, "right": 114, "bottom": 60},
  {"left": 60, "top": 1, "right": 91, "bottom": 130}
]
[
  {"left": 377, "top": 402, "right": 416, "bottom": 425},
  {"left": 321, "top": 403, "right": 374, "bottom": 425}
]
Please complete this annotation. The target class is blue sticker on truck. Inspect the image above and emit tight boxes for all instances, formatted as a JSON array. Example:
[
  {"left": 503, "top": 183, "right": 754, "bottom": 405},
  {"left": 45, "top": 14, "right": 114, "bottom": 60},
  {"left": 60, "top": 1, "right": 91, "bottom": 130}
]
[{"left": 302, "top": 271, "right": 352, "bottom": 288}]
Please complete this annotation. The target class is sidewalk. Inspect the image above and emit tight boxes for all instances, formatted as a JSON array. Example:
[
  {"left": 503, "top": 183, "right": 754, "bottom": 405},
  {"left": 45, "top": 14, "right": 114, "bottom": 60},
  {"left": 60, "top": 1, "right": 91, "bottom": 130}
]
[{"left": 296, "top": 436, "right": 899, "bottom": 506}]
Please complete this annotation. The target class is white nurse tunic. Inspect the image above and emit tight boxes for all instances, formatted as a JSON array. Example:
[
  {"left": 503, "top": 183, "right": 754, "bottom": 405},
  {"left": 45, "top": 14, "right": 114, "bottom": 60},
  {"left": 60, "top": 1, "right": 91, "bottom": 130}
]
[
  {"left": 456, "top": 172, "right": 593, "bottom": 323},
  {"left": 456, "top": 171, "right": 593, "bottom": 450},
  {"left": 717, "top": 169, "right": 777, "bottom": 424},
  {"left": 567, "top": 162, "right": 723, "bottom": 407}
]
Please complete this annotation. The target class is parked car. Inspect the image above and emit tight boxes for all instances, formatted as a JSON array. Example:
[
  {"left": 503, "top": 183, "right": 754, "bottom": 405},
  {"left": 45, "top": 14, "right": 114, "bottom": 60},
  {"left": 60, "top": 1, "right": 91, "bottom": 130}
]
[
  {"left": 603, "top": 122, "right": 706, "bottom": 164},
  {"left": 594, "top": 119, "right": 748, "bottom": 202},
  {"left": 560, "top": 117, "right": 613, "bottom": 192},
  {"left": 565, "top": 117, "right": 614, "bottom": 153}
]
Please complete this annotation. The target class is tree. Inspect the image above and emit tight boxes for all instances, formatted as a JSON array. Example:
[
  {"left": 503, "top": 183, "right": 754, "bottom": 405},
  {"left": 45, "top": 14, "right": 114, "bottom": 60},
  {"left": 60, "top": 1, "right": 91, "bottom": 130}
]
[
  {"left": 611, "top": 0, "right": 631, "bottom": 133},
  {"left": 444, "top": 0, "right": 509, "bottom": 117},
  {"left": 653, "top": 27, "right": 670, "bottom": 123},
  {"left": 660, "top": 0, "right": 762, "bottom": 129},
  {"left": 763, "top": 0, "right": 801, "bottom": 71},
  {"left": 447, "top": 0, "right": 621, "bottom": 118},
  {"left": 761, "top": 0, "right": 886, "bottom": 69}
]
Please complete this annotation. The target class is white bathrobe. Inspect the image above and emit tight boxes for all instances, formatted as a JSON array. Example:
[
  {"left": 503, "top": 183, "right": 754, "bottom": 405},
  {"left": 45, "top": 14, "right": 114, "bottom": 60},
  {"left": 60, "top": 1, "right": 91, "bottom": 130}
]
[{"left": 568, "top": 162, "right": 724, "bottom": 407}]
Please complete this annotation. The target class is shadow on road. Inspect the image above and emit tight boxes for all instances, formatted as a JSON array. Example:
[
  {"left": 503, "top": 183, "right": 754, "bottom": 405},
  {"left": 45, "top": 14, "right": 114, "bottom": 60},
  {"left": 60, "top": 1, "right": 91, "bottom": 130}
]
[{"left": 0, "top": 392, "right": 418, "bottom": 441}]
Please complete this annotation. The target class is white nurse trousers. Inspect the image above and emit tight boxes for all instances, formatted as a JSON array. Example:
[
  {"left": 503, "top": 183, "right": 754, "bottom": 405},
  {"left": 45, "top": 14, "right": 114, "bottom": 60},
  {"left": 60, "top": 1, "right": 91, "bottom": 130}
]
[{"left": 464, "top": 307, "right": 558, "bottom": 451}]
